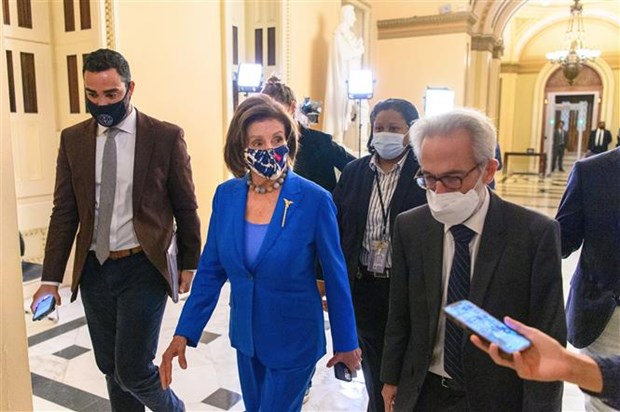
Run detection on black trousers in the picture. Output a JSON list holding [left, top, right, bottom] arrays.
[[551, 144, 564, 171], [352, 270, 390, 412], [80, 252, 184, 412], [414, 373, 468, 412]]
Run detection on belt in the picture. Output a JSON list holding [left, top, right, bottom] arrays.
[[427, 372, 465, 392], [107, 246, 143, 260], [356, 265, 390, 279]]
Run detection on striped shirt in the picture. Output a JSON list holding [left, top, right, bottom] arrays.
[[359, 152, 408, 268]]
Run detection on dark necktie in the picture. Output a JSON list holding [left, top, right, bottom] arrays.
[[444, 224, 476, 384], [95, 127, 119, 264]]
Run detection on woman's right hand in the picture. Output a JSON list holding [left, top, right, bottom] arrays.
[[159, 336, 188, 389]]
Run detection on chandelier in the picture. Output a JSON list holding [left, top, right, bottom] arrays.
[[545, 0, 601, 85]]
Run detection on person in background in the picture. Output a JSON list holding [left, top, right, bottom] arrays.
[[588, 121, 612, 155], [381, 108, 566, 412], [261, 75, 355, 402], [160, 95, 361, 412], [30, 48, 201, 411], [552, 120, 567, 172], [333, 98, 427, 412], [261, 75, 355, 193], [488, 143, 503, 189], [555, 146, 620, 411], [471, 317, 619, 410]]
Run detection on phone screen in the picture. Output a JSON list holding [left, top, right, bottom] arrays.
[[33, 295, 56, 321], [444, 300, 530, 353]]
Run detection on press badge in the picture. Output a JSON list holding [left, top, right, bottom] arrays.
[[368, 240, 389, 273]]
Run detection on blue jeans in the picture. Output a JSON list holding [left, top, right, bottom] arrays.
[[80, 252, 184, 412]]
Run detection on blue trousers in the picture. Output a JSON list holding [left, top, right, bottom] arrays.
[[80, 252, 184, 412], [237, 351, 315, 412]]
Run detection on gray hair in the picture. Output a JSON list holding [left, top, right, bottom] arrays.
[[410, 108, 497, 165]]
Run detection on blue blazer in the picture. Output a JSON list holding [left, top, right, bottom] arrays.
[[556, 148, 620, 348], [175, 171, 358, 368]]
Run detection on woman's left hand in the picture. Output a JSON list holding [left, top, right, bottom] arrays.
[[326, 348, 362, 376]]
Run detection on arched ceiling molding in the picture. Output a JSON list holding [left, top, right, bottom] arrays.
[[471, 0, 527, 38], [470, 0, 491, 34], [490, 1, 528, 39], [511, 11, 620, 63], [529, 58, 614, 154]]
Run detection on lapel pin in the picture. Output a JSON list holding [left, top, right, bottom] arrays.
[[282, 199, 294, 228]]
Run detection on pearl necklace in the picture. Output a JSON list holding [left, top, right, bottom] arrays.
[[247, 171, 287, 194]]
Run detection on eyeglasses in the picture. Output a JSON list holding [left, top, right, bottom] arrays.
[[415, 164, 482, 190]]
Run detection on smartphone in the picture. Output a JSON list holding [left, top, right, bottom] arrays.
[[33, 295, 56, 321], [334, 362, 352, 382], [444, 300, 531, 354]]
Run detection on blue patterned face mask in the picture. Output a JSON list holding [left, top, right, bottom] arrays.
[[244, 145, 289, 180]]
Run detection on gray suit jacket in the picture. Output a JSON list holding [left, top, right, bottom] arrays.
[[42, 110, 201, 301], [381, 191, 566, 411]]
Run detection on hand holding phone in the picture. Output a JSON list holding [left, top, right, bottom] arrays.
[[444, 300, 531, 354], [33, 295, 56, 321], [334, 362, 352, 382]]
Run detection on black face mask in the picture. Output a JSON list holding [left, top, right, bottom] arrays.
[[87, 89, 130, 127]]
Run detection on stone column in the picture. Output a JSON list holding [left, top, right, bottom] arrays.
[[487, 43, 504, 125], [1, 32, 34, 411], [466, 35, 495, 111]]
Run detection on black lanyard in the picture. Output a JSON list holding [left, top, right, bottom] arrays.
[[374, 170, 391, 238]]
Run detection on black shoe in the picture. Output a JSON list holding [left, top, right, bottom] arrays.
[[559, 169, 565, 172]]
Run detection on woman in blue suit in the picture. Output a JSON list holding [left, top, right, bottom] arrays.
[[160, 95, 361, 411]]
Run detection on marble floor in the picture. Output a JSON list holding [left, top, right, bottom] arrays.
[[25, 162, 590, 411]]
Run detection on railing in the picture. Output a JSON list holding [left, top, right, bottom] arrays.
[[503, 152, 547, 176]]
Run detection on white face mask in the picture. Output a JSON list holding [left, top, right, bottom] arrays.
[[426, 178, 485, 226], [372, 132, 407, 160]]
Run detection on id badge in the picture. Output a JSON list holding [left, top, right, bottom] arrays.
[[368, 240, 389, 273]]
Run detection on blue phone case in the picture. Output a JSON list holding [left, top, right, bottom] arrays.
[[33, 295, 56, 321], [444, 300, 531, 353]]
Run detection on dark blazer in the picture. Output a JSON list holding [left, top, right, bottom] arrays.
[[588, 128, 612, 154], [381, 191, 566, 411], [175, 172, 358, 369], [294, 125, 355, 192], [332, 149, 427, 283], [590, 355, 620, 409], [556, 148, 620, 348], [553, 128, 567, 147], [41, 110, 201, 301]]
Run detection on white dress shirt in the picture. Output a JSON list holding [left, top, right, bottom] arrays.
[[428, 187, 491, 379], [596, 129, 604, 146], [41, 109, 139, 287], [90, 107, 139, 252], [359, 152, 408, 268]]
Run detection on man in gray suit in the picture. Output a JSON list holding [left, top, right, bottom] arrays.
[[381, 108, 566, 411]]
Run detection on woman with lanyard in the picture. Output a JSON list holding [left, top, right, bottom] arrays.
[[333, 98, 427, 412]]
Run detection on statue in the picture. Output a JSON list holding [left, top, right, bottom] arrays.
[[324, 5, 365, 146]]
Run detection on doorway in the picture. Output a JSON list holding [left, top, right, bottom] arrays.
[[554, 94, 594, 153]]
